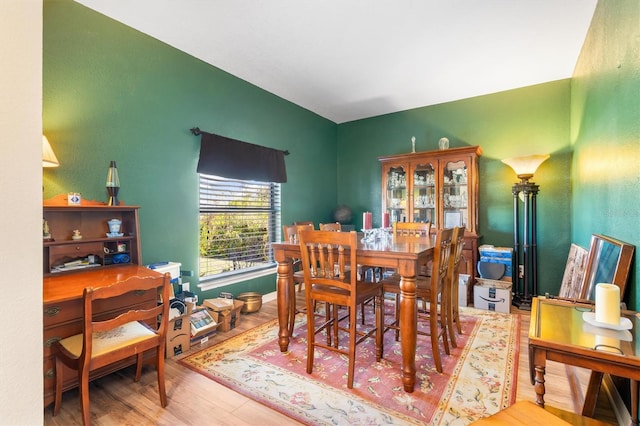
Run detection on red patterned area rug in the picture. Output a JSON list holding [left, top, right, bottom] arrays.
[[180, 304, 520, 425]]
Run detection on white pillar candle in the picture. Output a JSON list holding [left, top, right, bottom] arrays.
[[595, 283, 620, 325]]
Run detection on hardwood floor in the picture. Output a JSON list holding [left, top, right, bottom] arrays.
[[44, 296, 619, 425]]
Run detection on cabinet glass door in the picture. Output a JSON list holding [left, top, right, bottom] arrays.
[[442, 160, 469, 229], [385, 166, 408, 223], [412, 162, 436, 224]]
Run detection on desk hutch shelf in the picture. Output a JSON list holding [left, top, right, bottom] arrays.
[[43, 197, 141, 275], [42, 196, 155, 408]]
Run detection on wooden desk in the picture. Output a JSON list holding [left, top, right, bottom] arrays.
[[43, 265, 162, 407], [529, 297, 640, 423], [272, 235, 433, 392]]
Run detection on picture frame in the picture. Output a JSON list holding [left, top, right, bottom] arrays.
[[444, 211, 462, 228], [558, 243, 588, 299]]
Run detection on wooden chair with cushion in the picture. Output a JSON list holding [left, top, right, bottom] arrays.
[[52, 273, 171, 425], [298, 229, 383, 388], [380, 227, 453, 373]]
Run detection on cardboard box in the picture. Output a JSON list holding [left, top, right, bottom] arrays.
[[203, 298, 244, 332], [190, 327, 218, 346], [479, 245, 513, 259], [215, 300, 245, 332], [475, 277, 513, 290], [166, 315, 190, 358], [203, 297, 234, 311], [474, 278, 512, 314], [166, 299, 195, 358]]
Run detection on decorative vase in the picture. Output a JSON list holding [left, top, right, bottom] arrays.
[[438, 137, 449, 150], [107, 219, 122, 234]]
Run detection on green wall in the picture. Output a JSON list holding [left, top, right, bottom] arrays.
[[337, 81, 573, 296], [571, 0, 640, 308], [43, 0, 338, 299], [44, 0, 639, 306]]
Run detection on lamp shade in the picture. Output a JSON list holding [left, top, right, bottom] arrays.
[[502, 154, 549, 181], [42, 135, 60, 167]]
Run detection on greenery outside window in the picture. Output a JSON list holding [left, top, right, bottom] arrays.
[[199, 174, 281, 281]]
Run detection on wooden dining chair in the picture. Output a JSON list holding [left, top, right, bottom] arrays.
[[319, 222, 342, 231], [298, 229, 383, 388], [283, 223, 315, 291], [382, 222, 432, 277], [380, 221, 433, 334], [320, 221, 378, 324], [293, 220, 314, 227], [411, 226, 465, 350], [380, 227, 453, 373], [52, 273, 171, 425], [283, 224, 315, 335], [446, 226, 467, 347]]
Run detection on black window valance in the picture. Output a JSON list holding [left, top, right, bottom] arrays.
[[196, 131, 288, 183]]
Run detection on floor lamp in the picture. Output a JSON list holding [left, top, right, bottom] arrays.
[[502, 154, 549, 310]]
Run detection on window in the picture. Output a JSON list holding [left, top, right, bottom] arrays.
[[199, 174, 281, 280]]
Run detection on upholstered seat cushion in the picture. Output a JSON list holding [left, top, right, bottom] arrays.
[[59, 321, 157, 358]]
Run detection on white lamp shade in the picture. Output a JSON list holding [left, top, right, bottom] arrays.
[[502, 154, 549, 180], [42, 135, 60, 167]]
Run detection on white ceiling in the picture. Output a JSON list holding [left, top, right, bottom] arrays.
[[75, 0, 598, 124]]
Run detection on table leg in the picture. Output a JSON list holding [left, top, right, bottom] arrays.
[[631, 379, 638, 426], [277, 259, 292, 352], [529, 346, 535, 385], [399, 273, 417, 393], [534, 364, 546, 407], [582, 371, 603, 417], [287, 266, 296, 336]]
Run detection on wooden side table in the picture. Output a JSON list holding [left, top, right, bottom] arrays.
[[529, 297, 640, 424]]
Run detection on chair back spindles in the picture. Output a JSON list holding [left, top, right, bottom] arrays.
[[319, 222, 342, 232], [283, 223, 314, 244], [392, 221, 431, 238]]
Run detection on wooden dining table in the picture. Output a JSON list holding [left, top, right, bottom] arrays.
[[272, 234, 434, 392]]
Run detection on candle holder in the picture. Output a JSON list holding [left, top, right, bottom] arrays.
[[361, 227, 392, 244]]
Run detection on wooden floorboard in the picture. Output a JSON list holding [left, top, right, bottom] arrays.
[[43, 296, 620, 425]]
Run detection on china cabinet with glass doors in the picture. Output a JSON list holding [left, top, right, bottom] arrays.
[[379, 145, 482, 294]]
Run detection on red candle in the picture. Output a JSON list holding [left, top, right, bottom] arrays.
[[363, 212, 372, 229], [383, 212, 390, 228]]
